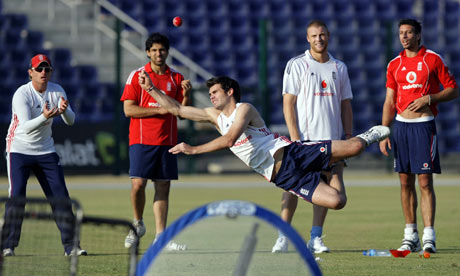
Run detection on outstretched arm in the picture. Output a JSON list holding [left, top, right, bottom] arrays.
[[138, 70, 216, 123], [169, 103, 257, 155]]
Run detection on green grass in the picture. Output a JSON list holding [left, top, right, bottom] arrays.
[[1, 176, 460, 275]]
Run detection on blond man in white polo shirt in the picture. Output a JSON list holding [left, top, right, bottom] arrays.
[[272, 20, 354, 254]]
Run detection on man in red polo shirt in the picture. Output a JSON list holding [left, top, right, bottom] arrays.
[[120, 33, 192, 250], [380, 19, 458, 254]]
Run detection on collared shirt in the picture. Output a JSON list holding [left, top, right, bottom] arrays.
[[282, 50, 353, 141], [386, 46, 457, 116], [120, 62, 184, 146]]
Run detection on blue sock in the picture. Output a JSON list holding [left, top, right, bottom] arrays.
[[310, 226, 323, 240]]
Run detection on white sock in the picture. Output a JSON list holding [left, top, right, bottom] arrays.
[[423, 227, 435, 241], [405, 224, 417, 232], [278, 231, 286, 239]]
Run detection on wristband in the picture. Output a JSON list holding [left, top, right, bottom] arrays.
[[147, 86, 154, 93]]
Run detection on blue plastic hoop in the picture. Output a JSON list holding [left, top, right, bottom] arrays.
[[136, 200, 322, 276]]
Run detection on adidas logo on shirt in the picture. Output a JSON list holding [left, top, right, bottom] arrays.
[[402, 67, 407, 71]]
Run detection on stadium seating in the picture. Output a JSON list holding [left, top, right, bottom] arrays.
[[0, 9, 102, 124], [2, 0, 460, 152]]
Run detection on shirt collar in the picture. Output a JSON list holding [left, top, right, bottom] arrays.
[[305, 50, 333, 63], [145, 62, 170, 76], [400, 46, 427, 57]]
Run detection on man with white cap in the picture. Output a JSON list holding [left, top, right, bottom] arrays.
[[2, 54, 86, 257]]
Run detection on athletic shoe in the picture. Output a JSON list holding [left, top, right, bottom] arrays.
[[356, 126, 391, 146], [124, 220, 146, 248], [307, 236, 330, 254], [2, 248, 14, 257], [271, 236, 288, 253], [398, 228, 421, 252], [65, 247, 87, 256], [164, 240, 187, 251], [423, 240, 437, 253]]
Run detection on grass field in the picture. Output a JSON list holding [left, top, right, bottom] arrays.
[[0, 172, 459, 275]]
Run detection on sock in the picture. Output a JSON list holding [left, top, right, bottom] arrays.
[[423, 226, 435, 241], [310, 226, 323, 240], [278, 230, 285, 239], [405, 224, 417, 232]]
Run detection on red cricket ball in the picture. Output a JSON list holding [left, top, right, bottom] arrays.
[[173, 16, 182, 27]]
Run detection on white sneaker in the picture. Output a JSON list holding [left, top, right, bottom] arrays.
[[398, 228, 421, 252], [356, 125, 391, 146], [65, 247, 88, 256], [422, 230, 436, 253], [307, 236, 330, 253], [271, 236, 288, 253], [164, 240, 187, 251], [124, 220, 146, 248], [422, 240, 436, 253], [2, 248, 14, 257]]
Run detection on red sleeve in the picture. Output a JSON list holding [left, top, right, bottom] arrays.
[[386, 59, 398, 91], [174, 73, 185, 103], [120, 70, 141, 102], [435, 56, 458, 89]]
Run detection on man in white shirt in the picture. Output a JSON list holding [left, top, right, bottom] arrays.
[[3, 54, 86, 257], [272, 20, 353, 254]]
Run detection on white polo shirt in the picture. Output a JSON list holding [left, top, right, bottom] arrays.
[[6, 81, 75, 155], [282, 50, 353, 141]]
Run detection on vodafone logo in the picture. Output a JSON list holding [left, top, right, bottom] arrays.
[[320, 147, 326, 153], [406, 71, 417, 83], [402, 71, 423, 90], [421, 162, 430, 170], [321, 80, 327, 89]]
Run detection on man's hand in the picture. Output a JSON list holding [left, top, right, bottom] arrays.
[[43, 101, 60, 119], [58, 96, 68, 113], [169, 142, 195, 155], [138, 70, 154, 91], [379, 137, 392, 156], [407, 95, 430, 112], [181, 80, 192, 97]]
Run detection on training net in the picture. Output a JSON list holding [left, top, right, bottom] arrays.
[[78, 216, 138, 276], [0, 197, 82, 276], [137, 200, 321, 276]]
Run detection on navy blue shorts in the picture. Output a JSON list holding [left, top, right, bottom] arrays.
[[393, 120, 441, 174], [273, 141, 331, 202], [129, 144, 178, 181]]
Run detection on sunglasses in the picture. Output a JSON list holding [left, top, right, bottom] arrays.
[[34, 67, 52, 73]]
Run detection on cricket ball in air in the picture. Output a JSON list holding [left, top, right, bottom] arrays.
[[173, 16, 182, 27]]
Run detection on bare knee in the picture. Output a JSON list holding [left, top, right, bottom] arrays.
[[331, 194, 347, 210], [131, 178, 147, 193]]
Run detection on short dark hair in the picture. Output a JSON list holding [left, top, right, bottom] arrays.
[[206, 76, 241, 103], [145, 32, 170, 51], [399, 18, 422, 34], [399, 18, 422, 45], [307, 20, 329, 34]]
